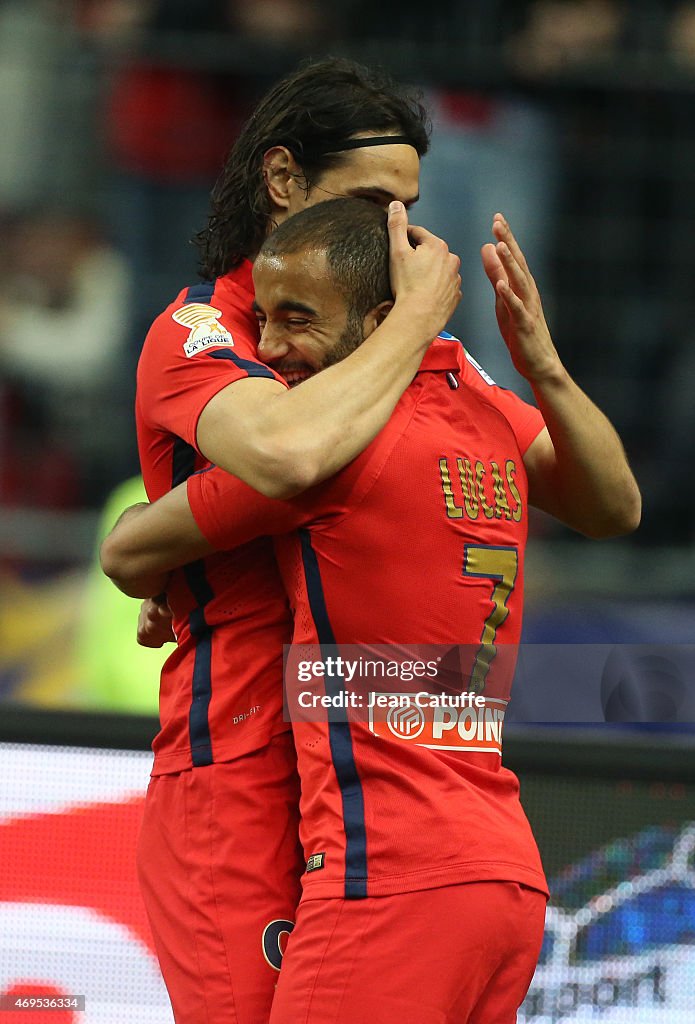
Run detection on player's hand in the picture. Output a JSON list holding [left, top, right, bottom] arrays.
[[137, 595, 175, 648], [388, 201, 462, 339], [481, 214, 563, 383]]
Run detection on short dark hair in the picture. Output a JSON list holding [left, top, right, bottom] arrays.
[[257, 198, 392, 319], [196, 57, 429, 280]]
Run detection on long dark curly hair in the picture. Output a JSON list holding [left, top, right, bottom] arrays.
[[194, 57, 430, 280]]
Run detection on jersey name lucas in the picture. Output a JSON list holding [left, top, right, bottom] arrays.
[[438, 456, 523, 523]]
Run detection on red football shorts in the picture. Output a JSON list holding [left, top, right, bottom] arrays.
[[269, 880, 547, 1024], [137, 732, 303, 1024]]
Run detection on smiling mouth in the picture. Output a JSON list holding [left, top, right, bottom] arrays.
[[280, 368, 317, 388]]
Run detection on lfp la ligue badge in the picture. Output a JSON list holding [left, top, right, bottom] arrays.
[[172, 304, 235, 357]]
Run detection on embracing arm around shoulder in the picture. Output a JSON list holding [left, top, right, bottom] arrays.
[[100, 489, 213, 598], [481, 215, 641, 538], [196, 204, 461, 500], [99, 465, 309, 598]]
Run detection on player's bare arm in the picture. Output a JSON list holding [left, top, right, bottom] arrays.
[[100, 489, 212, 599], [481, 214, 641, 538], [196, 203, 461, 500], [101, 491, 211, 648], [101, 452, 312, 601]]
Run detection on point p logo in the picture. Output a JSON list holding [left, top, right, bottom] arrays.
[[387, 702, 426, 739]]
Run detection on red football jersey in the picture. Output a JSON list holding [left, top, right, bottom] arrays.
[[188, 338, 549, 899], [136, 262, 293, 775]]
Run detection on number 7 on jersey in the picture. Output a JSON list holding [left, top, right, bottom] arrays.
[[463, 544, 519, 692]]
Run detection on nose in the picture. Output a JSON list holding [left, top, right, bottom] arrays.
[[257, 323, 290, 362]]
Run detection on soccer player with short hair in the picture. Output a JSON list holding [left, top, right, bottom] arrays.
[[128, 57, 460, 1024], [104, 198, 640, 1022]]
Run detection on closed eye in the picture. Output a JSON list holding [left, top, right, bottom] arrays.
[[347, 187, 419, 210]]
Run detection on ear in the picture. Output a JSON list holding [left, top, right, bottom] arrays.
[[263, 146, 306, 215], [363, 300, 394, 338]]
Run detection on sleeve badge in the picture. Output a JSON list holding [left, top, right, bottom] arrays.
[[172, 304, 235, 357]]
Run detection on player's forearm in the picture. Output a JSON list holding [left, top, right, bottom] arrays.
[[100, 491, 213, 597], [481, 213, 640, 537], [530, 367, 641, 538], [255, 302, 434, 495], [198, 207, 460, 499], [201, 301, 445, 500], [100, 500, 173, 598]]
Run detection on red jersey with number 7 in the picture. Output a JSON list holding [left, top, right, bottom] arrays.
[[188, 336, 549, 899]]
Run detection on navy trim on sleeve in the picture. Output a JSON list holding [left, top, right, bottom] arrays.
[[172, 437, 197, 488], [208, 348, 277, 380], [300, 529, 368, 899], [184, 281, 215, 304]]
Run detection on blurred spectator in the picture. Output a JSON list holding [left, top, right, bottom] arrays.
[[231, 0, 325, 44], [416, 91, 558, 392], [75, 0, 154, 37], [74, 476, 166, 713], [338, 4, 559, 394], [0, 476, 166, 711], [0, 0, 63, 207], [0, 209, 133, 507], [642, 331, 695, 544], [340, 3, 559, 392], [91, 0, 330, 344], [94, 1, 243, 337], [668, 3, 695, 65], [0, 563, 84, 706], [508, 1, 626, 77]]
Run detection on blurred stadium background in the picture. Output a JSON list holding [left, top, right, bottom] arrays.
[[0, 1, 694, 1021]]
